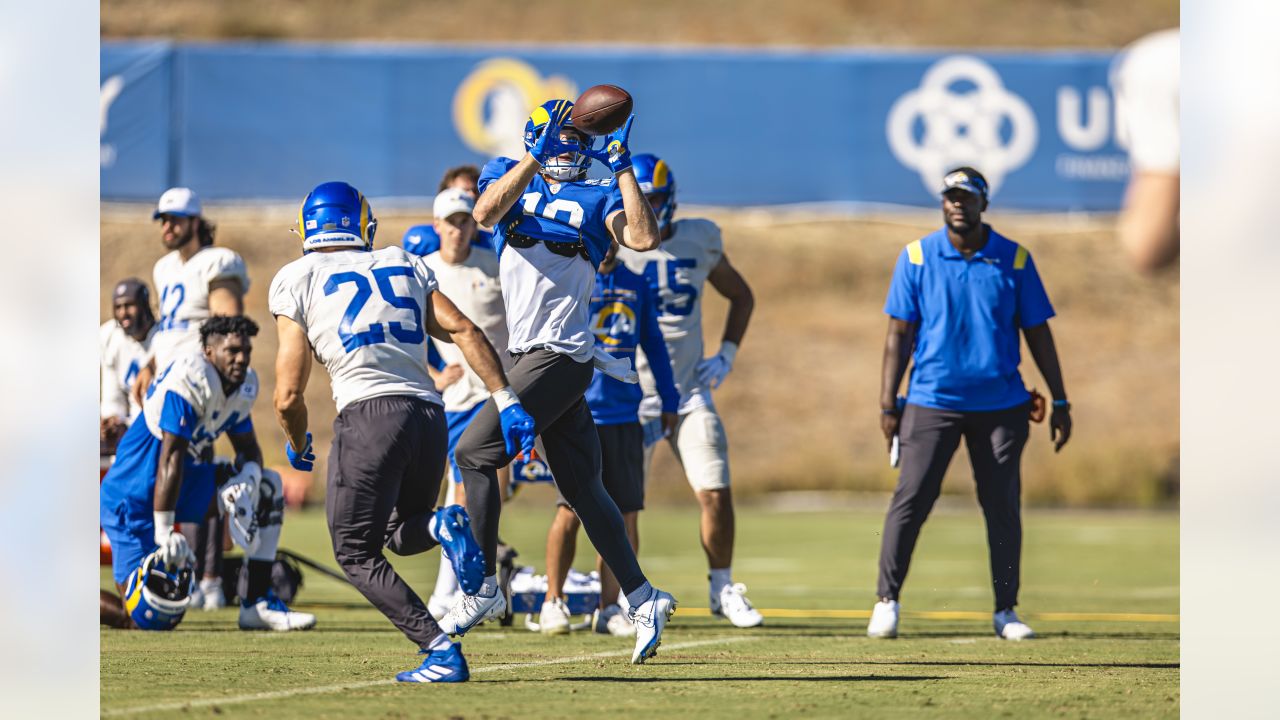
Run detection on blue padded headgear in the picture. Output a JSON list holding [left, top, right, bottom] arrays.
[[123, 551, 194, 631], [298, 181, 377, 253], [632, 153, 677, 231], [524, 100, 592, 182]]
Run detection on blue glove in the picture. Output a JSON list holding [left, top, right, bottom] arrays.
[[530, 102, 581, 166], [498, 404, 537, 458], [583, 114, 634, 174], [286, 432, 316, 472]]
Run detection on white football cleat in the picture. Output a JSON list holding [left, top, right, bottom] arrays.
[[427, 593, 457, 622], [538, 597, 572, 635], [593, 603, 635, 637], [994, 608, 1034, 640], [438, 591, 506, 637], [238, 593, 317, 631], [711, 583, 764, 628], [199, 577, 226, 611], [867, 599, 899, 638], [629, 588, 677, 664]]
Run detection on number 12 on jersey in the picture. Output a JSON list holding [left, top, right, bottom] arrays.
[[324, 266, 424, 352]]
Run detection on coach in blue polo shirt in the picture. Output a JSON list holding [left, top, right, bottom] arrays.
[[867, 167, 1072, 642]]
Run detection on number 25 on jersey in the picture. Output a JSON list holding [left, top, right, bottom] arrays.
[[324, 266, 424, 352]]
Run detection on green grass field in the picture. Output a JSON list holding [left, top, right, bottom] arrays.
[[101, 495, 1179, 718]]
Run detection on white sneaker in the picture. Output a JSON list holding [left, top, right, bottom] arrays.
[[593, 603, 635, 637], [199, 577, 226, 611], [711, 583, 764, 628], [867, 599, 899, 638], [238, 593, 317, 631], [994, 608, 1034, 640], [427, 593, 457, 622], [438, 591, 506, 637], [538, 597, 572, 635], [629, 589, 677, 664]]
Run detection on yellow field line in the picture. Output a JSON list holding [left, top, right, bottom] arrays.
[[679, 607, 1179, 623]]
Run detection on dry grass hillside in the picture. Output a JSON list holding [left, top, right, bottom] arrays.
[[101, 206, 1178, 507]]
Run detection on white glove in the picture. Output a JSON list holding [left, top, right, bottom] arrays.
[[219, 461, 262, 554], [696, 341, 738, 389], [592, 346, 638, 384], [154, 513, 195, 570]]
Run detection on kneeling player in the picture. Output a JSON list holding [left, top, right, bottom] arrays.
[[100, 316, 315, 631], [540, 240, 679, 636]]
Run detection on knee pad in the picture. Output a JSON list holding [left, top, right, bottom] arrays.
[[247, 469, 284, 561]]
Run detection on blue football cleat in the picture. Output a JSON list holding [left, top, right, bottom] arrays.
[[434, 505, 485, 596], [395, 643, 470, 683]]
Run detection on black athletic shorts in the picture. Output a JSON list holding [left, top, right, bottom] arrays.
[[557, 421, 644, 513]]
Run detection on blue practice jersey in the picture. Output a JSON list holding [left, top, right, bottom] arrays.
[[478, 157, 623, 268], [402, 224, 493, 257], [585, 263, 680, 425]]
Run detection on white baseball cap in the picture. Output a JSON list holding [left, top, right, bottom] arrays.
[[153, 187, 202, 219], [432, 188, 476, 220]]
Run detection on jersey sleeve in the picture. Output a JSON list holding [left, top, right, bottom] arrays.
[[1015, 252, 1056, 328], [603, 180, 624, 218], [267, 266, 307, 329], [884, 246, 922, 322], [477, 157, 520, 196], [411, 254, 440, 296], [158, 390, 199, 440], [200, 247, 251, 293]]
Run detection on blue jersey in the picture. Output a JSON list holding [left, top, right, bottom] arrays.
[[402, 224, 493, 257], [478, 157, 623, 268], [585, 264, 680, 425]]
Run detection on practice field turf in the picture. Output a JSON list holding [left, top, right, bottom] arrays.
[[101, 497, 1179, 718]]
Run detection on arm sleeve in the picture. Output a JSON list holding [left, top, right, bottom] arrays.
[[883, 248, 921, 322], [1016, 253, 1057, 328], [640, 286, 681, 414], [267, 269, 306, 329], [158, 390, 199, 440]]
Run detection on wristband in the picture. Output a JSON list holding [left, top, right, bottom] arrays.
[[492, 386, 520, 411], [718, 341, 739, 365], [1052, 399, 1071, 409], [154, 511, 175, 546]]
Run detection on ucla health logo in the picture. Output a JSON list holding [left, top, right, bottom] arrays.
[[453, 58, 577, 159], [590, 302, 636, 346], [887, 56, 1037, 197]]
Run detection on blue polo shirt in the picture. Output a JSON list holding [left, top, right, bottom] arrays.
[[884, 225, 1055, 412]]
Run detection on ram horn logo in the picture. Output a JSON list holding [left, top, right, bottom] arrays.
[[886, 55, 1037, 197], [453, 58, 577, 159]]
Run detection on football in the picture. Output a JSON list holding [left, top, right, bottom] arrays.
[[570, 84, 633, 136]]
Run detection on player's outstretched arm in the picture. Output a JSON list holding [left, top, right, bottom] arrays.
[[272, 315, 313, 458], [1023, 322, 1072, 452], [425, 291, 509, 393], [879, 318, 916, 449], [473, 155, 543, 228], [608, 169, 660, 252]]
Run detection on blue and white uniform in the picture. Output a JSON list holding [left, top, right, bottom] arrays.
[[100, 353, 258, 583], [100, 319, 156, 425], [151, 247, 250, 370], [479, 156, 623, 362]]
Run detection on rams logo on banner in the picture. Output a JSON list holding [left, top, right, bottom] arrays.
[[453, 58, 577, 159], [590, 302, 636, 347]]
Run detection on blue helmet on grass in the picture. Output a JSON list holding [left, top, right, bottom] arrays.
[[123, 550, 194, 631], [524, 100, 593, 182], [632, 154, 677, 231], [297, 181, 377, 253]]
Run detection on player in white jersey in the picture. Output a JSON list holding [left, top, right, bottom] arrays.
[[420, 188, 514, 619], [270, 181, 537, 683], [100, 278, 156, 452], [100, 316, 315, 631], [618, 153, 763, 628], [131, 187, 250, 403]]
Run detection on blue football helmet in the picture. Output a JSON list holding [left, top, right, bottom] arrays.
[[123, 550, 194, 631], [524, 100, 593, 182], [297, 181, 377, 253], [632, 154, 677, 231]]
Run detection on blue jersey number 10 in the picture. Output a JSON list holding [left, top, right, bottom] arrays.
[[324, 266, 425, 352]]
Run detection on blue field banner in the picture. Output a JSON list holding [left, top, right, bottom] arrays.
[[101, 43, 1132, 211]]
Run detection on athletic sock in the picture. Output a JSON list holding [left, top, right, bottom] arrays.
[[709, 567, 732, 597], [625, 581, 654, 610], [427, 634, 453, 652], [245, 559, 273, 603], [432, 550, 459, 600], [478, 574, 499, 598]]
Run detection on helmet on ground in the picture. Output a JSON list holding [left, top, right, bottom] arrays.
[[632, 153, 677, 231], [297, 181, 377, 253], [123, 550, 194, 631]]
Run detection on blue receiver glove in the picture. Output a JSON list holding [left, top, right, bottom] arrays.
[[286, 431, 316, 472], [530, 101, 582, 166], [498, 404, 537, 458], [583, 114, 634, 174]]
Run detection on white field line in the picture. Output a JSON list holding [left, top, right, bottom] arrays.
[[101, 635, 758, 717]]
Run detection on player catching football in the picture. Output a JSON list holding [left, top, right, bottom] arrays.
[[618, 153, 763, 628], [448, 94, 677, 664]]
